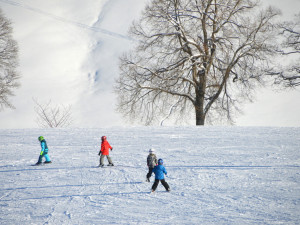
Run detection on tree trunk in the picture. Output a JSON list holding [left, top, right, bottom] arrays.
[[195, 107, 205, 125], [195, 85, 205, 126], [195, 67, 206, 126]]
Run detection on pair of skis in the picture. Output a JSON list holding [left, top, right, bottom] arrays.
[[31, 161, 52, 166], [98, 164, 114, 168], [149, 189, 171, 194]]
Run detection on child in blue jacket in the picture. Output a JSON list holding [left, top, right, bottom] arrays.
[[35, 136, 52, 165], [151, 158, 170, 192]]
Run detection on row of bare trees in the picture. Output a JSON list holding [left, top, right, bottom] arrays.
[[1, 1, 299, 126], [115, 0, 300, 125]]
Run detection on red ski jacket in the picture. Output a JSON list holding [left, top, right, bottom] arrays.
[[100, 140, 112, 155]]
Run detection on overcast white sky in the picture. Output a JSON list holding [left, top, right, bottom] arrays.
[[0, 0, 299, 128]]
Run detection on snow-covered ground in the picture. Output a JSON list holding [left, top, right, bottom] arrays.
[[0, 126, 299, 224]]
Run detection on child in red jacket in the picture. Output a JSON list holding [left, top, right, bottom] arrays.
[[98, 136, 114, 167]]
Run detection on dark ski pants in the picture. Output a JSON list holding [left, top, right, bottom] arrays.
[[146, 167, 154, 179], [152, 179, 170, 191]]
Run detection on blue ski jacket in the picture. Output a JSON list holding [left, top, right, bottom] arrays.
[[152, 164, 167, 180]]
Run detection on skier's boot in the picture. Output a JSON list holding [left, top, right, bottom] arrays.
[[107, 163, 114, 166], [44, 161, 52, 164]]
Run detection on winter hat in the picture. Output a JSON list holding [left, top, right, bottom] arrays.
[[38, 136, 44, 141], [158, 158, 163, 165], [149, 148, 155, 154]]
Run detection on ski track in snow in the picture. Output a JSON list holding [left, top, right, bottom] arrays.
[[0, 127, 300, 224]]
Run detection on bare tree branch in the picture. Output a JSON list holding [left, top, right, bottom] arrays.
[[0, 8, 20, 110], [33, 98, 73, 128], [267, 13, 300, 87]]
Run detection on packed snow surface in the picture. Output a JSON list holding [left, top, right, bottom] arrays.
[[0, 127, 299, 224]]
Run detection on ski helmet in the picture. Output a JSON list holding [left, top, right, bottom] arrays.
[[149, 148, 155, 154], [158, 158, 163, 165], [101, 136, 107, 141], [38, 136, 44, 141]]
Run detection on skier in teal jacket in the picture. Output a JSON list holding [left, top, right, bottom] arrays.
[[35, 136, 52, 165]]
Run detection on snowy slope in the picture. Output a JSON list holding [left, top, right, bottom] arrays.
[[0, 127, 299, 224], [0, 0, 147, 128], [1, 0, 300, 128]]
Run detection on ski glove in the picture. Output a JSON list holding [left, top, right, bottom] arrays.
[[40, 151, 44, 156]]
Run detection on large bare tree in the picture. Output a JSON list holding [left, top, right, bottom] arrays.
[[115, 0, 280, 125], [0, 8, 20, 110]]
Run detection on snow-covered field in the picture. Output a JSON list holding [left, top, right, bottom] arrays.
[[0, 127, 299, 224]]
